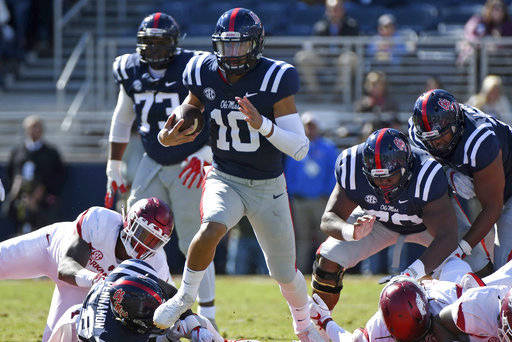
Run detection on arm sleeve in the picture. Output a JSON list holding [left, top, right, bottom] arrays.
[[109, 85, 135, 143], [267, 113, 309, 161]]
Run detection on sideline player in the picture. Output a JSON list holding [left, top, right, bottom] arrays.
[[313, 128, 472, 312], [154, 7, 322, 342], [105, 12, 216, 324], [0, 197, 173, 342], [409, 89, 512, 270], [48, 259, 221, 342]]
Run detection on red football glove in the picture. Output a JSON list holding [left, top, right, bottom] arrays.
[[179, 155, 208, 189], [105, 160, 126, 208]]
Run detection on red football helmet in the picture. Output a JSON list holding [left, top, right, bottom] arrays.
[[121, 197, 174, 260], [499, 289, 512, 342], [379, 276, 431, 342]]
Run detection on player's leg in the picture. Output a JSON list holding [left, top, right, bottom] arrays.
[[166, 165, 217, 325], [43, 283, 89, 342], [245, 175, 321, 341], [313, 210, 398, 310], [154, 169, 244, 328], [126, 154, 165, 209], [0, 225, 54, 279], [493, 197, 512, 269], [46, 304, 81, 342]]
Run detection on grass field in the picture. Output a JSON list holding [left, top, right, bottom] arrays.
[[0, 274, 384, 342]]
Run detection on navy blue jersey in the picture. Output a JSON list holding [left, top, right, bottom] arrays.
[[336, 145, 448, 234], [183, 54, 299, 179], [113, 50, 210, 165], [77, 259, 160, 342], [409, 104, 512, 200]]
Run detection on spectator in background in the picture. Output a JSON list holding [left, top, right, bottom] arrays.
[[366, 13, 413, 69], [294, 0, 359, 97], [226, 217, 268, 275], [285, 112, 338, 273], [3, 115, 66, 235], [458, 0, 512, 66], [466, 74, 512, 124]]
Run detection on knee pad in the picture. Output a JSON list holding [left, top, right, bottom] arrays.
[[311, 256, 344, 294]]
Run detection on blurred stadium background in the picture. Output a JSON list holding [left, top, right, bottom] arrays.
[[0, 0, 508, 256]]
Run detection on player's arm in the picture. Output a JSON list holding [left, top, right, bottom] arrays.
[[320, 184, 375, 241], [57, 233, 99, 287], [237, 94, 310, 161], [105, 85, 135, 207], [462, 151, 504, 249], [432, 304, 467, 342], [158, 92, 204, 147], [416, 192, 459, 276]]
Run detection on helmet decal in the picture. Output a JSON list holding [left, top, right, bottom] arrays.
[[421, 90, 433, 132], [394, 137, 406, 151]]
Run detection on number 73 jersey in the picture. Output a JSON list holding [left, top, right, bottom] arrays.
[[183, 54, 299, 180], [336, 144, 449, 234]]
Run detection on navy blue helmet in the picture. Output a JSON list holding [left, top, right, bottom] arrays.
[[137, 12, 180, 69], [411, 89, 464, 158], [212, 8, 264, 76]]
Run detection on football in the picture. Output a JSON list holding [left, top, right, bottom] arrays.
[[172, 104, 204, 135]]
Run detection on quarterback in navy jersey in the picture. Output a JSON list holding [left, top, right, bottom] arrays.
[[105, 12, 217, 325], [156, 8, 322, 342], [313, 128, 466, 313], [409, 89, 512, 270]]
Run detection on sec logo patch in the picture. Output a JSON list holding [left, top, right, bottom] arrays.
[[90, 249, 103, 260], [365, 195, 378, 204]]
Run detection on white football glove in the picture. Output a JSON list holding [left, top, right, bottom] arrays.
[[0, 178, 5, 201], [190, 326, 214, 342], [105, 159, 126, 208], [309, 294, 332, 329], [445, 167, 475, 199]]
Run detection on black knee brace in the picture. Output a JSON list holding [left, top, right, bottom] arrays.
[[311, 256, 344, 294]]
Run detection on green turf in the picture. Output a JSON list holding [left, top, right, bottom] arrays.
[[0, 274, 384, 342]]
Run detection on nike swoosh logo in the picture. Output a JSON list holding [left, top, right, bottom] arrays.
[[273, 193, 285, 199], [245, 92, 258, 97], [398, 199, 408, 204], [165, 81, 177, 87]]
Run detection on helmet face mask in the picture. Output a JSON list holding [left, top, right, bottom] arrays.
[[212, 8, 264, 76], [137, 13, 180, 70], [363, 128, 413, 203], [412, 89, 464, 158], [121, 197, 174, 260]]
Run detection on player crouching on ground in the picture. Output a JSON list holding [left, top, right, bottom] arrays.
[[0, 197, 174, 342], [48, 259, 222, 342]]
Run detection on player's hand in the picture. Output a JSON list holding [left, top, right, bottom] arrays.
[[309, 294, 332, 329], [179, 154, 209, 189], [105, 159, 126, 208], [190, 327, 214, 342], [158, 113, 198, 147], [445, 167, 475, 199], [353, 215, 376, 240], [236, 96, 263, 130], [0, 178, 5, 201]]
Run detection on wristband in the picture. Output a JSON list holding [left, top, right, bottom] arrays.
[[184, 314, 201, 334], [75, 269, 98, 287], [405, 259, 426, 280], [258, 116, 273, 136], [106, 159, 123, 175], [341, 223, 355, 241], [459, 239, 472, 256], [322, 317, 333, 330]]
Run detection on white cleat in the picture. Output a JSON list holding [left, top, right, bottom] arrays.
[[153, 291, 195, 329], [297, 323, 325, 342]]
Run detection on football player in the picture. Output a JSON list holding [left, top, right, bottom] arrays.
[[309, 275, 509, 342], [105, 12, 217, 326], [409, 89, 512, 270], [0, 197, 173, 342], [48, 259, 221, 342], [312, 128, 472, 315], [155, 7, 321, 342]]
